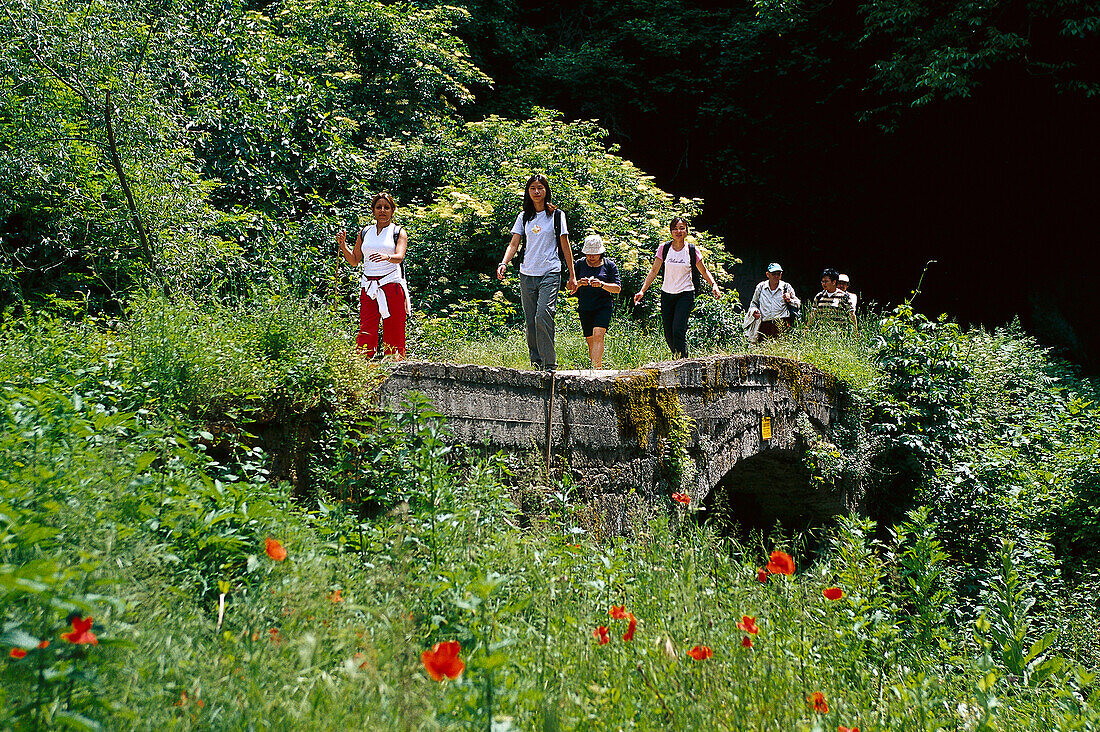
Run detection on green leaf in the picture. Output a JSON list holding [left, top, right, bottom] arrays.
[[53, 710, 103, 731]]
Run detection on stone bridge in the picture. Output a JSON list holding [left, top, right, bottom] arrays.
[[376, 355, 856, 535]]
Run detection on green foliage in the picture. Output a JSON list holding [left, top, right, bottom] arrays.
[[886, 507, 952, 663], [401, 110, 738, 316], [1, 0, 232, 306], [978, 540, 1066, 687], [0, 290, 376, 423], [2, 318, 1100, 727], [0, 0, 493, 313], [858, 0, 1100, 114], [872, 302, 977, 471]]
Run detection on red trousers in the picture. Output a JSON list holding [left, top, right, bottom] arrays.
[[357, 284, 406, 357]]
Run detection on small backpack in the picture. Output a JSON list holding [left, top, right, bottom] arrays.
[[660, 240, 702, 293], [361, 224, 406, 280]]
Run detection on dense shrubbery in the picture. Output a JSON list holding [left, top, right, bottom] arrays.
[[396, 111, 738, 319], [4, 0, 1100, 725], [0, 291, 378, 427], [3, 340, 1099, 727]]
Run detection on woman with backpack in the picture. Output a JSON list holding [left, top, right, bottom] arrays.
[[496, 174, 579, 371], [632, 216, 722, 359], [336, 192, 411, 358]]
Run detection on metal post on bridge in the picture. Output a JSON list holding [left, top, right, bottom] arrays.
[[545, 372, 555, 474]]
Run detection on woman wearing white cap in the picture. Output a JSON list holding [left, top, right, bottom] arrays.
[[573, 234, 621, 368]]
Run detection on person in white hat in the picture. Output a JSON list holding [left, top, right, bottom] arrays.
[[747, 262, 800, 341], [837, 273, 857, 311], [573, 234, 621, 368]]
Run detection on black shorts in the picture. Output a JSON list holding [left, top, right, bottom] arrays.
[[579, 305, 613, 337]]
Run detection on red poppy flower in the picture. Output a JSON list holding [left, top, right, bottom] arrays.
[[823, 587, 844, 601], [741, 636, 753, 648], [60, 617, 98, 645], [329, 589, 343, 603], [37, 640, 49, 649], [687, 645, 712, 660], [265, 537, 287, 561], [756, 568, 768, 583], [736, 615, 759, 635], [9, 648, 26, 659], [593, 626, 610, 645], [609, 605, 628, 620], [421, 641, 464, 681], [175, 691, 204, 708], [622, 613, 637, 642], [838, 726, 860, 732], [766, 550, 795, 575], [808, 691, 829, 713], [672, 492, 690, 505]]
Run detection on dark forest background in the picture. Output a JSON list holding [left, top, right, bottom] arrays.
[[3, 0, 1098, 367], [448, 0, 1100, 369]]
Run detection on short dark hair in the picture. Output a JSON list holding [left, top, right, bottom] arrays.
[[821, 268, 839, 283], [669, 216, 689, 231]]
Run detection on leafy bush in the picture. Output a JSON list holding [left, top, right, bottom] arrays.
[[400, 110, 739, 318]]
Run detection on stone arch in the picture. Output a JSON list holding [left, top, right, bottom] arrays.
[[701, 448, 845, 538]]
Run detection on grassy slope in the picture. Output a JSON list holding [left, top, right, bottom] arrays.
[[2, 298, 1099, 729]]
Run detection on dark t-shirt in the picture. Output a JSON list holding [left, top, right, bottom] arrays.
[[574, 256, 621, 311]]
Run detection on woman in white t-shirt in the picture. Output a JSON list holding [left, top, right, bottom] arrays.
[[633, 217, 721, 358], [336, 192, 411, 358], [495, 174, 578, 371]]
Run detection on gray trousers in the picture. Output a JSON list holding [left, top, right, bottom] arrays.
[[520, 271, 560, 369]]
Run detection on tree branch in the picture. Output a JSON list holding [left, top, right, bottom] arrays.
[[4, 8, 94, 106], [103, 89, 156, 279]]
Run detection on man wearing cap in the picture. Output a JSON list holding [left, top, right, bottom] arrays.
[[574, 235, 622, 368], [747, 263, 801, 341], [837, 274, 857, 311]]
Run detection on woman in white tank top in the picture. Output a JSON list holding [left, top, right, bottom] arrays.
[[336, 193, 411, 358]]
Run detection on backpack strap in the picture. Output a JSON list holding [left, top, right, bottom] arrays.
[[362, 225, 406, 279], [661, 241, 702, 291]]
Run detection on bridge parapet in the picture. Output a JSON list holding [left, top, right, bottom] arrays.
[[376, 355, 847, 535]]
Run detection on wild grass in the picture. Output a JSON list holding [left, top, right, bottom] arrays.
[[4, 296, 1100, 729], [3, 381, 1098, 730], [0, 290, 380, 422], [410, 294, 882, 390]]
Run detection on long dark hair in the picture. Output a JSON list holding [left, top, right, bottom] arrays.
[[522, 174, 553, 225]]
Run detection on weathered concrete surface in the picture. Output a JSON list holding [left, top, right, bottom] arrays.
[[375, 355, 851, 535]]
